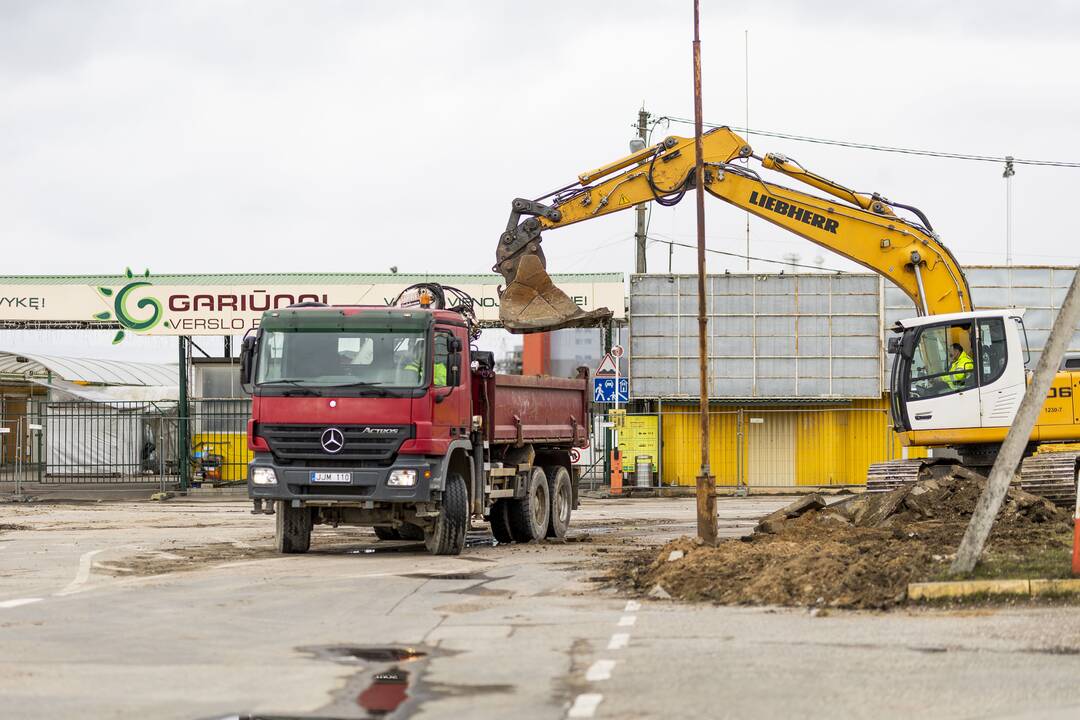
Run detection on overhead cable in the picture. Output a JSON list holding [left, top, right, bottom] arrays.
[[657, 116, 1080, 168], [647, 236, 851, 274]]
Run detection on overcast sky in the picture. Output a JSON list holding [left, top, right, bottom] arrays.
[[2, 1, 1079, 359]]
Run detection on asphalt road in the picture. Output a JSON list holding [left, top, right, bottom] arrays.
[[2, 496, 1079, 720]]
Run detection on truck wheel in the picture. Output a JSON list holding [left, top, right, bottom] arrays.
[[545, 465, 572, 539], [399, 523, 426, 541], [508, 467, 550, 543], [425, 473, 468, 555], [374, 526, 401, 541], [275, 501, 312, 554], [488, 500, 514, 544]]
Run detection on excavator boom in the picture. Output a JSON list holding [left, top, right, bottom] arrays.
[[496, 127, 971, 333]]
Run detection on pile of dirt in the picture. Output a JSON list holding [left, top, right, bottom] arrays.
[[614, 469, 1073, 609]]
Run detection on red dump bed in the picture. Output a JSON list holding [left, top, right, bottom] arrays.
[[474, 373, 589, 448]]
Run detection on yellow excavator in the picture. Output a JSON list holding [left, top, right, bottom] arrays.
[[495, 126, 1080, 501]]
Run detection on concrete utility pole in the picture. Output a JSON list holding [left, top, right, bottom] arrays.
[[635, 107, 650, 274], [692, 0, 717, 545], [952, 264, 1080, 573], [1003, 157, 1015, 266]]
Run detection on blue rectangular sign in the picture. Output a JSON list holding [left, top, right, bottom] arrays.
[[593, 377, 628, 403]]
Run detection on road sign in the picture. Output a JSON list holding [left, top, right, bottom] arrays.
[[611, 344, 624, 358], [569, 448, 581, 464], [595, 353, 618, 376], [593, 376, 628, 403]]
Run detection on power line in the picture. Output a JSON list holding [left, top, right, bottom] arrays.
[[648, 235, 850, 273], [657, 116, 1080, 168]]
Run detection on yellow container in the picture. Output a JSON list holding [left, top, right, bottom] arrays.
[[192, 432, 252, 483], [658, 397, 924, 488]]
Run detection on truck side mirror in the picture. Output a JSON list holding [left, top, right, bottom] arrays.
[[448, 350, 462, 387], [887, 336, 900, 355], [240, 336, 257, 393]]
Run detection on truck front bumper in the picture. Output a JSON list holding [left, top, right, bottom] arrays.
[[247, 453, 441, 505]]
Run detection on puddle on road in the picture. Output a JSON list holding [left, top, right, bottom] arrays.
[[403, 571, 487, 581], [302, 645, 428, 664], [465, 532, 495, 548], [215, 646, 428, 720], [357, 666, 411, 716], [342, 544, 419, 555]]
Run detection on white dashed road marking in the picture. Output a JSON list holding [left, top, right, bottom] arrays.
[[568, 602, 642, 717], [0, 597, 42, 609], [585, 660, 616, 681], [56, 549, 106, 597], [567, 693, 604, 718], [607, 633, 630, 650]]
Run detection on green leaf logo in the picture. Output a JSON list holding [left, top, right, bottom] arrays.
[[94, 269, 162, 343]]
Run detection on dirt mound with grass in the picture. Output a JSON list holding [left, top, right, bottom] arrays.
[[614, 469, 1073, 609]]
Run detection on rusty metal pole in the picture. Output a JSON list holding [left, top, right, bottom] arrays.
[[692, 0, 717, 545]]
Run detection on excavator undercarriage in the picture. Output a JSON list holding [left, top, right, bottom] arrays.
[[866, 449, 1080, 507]]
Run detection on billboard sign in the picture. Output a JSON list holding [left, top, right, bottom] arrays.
[[0, 270, 625, 341]]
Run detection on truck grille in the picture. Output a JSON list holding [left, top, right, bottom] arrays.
[[261, 424, 412, 465]]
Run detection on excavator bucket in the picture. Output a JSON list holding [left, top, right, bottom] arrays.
[[499, 253, 613, 333]]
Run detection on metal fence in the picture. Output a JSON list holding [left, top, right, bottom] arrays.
[[580, 404, 916, 490], [0, 397, 252, 492], [3, 393, 912, 493]]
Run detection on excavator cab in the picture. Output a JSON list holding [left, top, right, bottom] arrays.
[[888, 310, 1028, 436]]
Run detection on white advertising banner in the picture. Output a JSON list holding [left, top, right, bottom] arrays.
[[0, 273, 625, 338]]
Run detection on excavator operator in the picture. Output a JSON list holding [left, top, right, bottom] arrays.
[[946, 343, 975, 389]]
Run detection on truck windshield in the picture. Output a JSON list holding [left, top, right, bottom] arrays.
[[255, 329, 427, 388]]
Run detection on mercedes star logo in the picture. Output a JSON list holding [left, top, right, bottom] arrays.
[[320, 427, 345, 454]]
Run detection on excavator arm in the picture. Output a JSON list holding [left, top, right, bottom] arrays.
[[496, 126, 971, 333]]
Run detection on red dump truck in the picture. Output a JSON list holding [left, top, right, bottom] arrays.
[[240, 286, 589, 556]]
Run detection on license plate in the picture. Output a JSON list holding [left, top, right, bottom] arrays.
[[310, 472, 352, 484]]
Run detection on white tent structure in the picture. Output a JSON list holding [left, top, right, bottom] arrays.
[[0, 351, 178, 396], [0, 351, 178, 478]]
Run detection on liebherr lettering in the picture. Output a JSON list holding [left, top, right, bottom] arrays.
[[749, 191, 839, 234]]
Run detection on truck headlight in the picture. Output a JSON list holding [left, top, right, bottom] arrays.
[[251, 467, 277, 485], [387, 469, 417, 487]]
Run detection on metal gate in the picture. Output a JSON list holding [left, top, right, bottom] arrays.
[[1, 397, 252, 493]]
